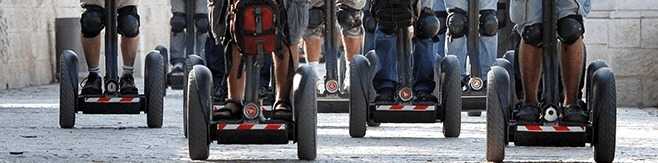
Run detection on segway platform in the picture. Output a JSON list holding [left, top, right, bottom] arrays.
[[371, 102, 437, 123], [77, 95, 144, 114]]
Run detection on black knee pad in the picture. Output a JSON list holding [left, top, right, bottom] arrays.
[[80, 5, 105, 38], [558, 15, 584, 45], [337, 5, 362, 30], [117, 6, 140, 38], [434, 11, 448, 35], [447, 8, 468, 38], [195, 14, 209, 34], [522, 23, 543, 47], [479, 9, 498, 37], [414, 8, 440, 39], [308, 7, 325, 29], [170, 13, 186, 33]]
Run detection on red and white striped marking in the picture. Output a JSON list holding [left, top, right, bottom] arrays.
[[85, 96, 140, 103], [517, 124, 585, 133], [218, 123, 286, 131], [376, 104, 435, 111]]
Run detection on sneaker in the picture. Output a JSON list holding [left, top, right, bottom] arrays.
[[415, 91, 437, 103], [375, 88, 395, 103], [81, 72, 103, 95], [515, 104, 540, 123], [562, 104, 588, 124], [119, 73, 139, 95]]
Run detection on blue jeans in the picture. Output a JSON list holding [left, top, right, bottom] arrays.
[[373, 28, 436, 93], [444, 0, 498, 79]]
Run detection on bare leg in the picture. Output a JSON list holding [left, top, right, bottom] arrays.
[[343, 35, 362, 62], [560, 38, 584, 105], [304, 36, 323, 63], [120, 36, 139, 67], [82, 36, 101, 67], [519, 40, 542, 105], [274, 44, 299, 108], [227, 46, 245, 102]]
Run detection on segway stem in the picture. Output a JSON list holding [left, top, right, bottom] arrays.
[[396, 27, 413, 98], [467, 0, 482, 78], [104, 0, 119, 94], [323, 0, 338, 92], [541, 0, 560, 106]]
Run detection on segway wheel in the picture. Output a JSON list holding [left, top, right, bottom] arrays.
[[349, 55, 370, 138], [155, 45, 169, 96], [467, 111, 482, 117], [586, 60, 608, 105], [592, 67, 616, 163], [294, 65, 318, 160], [59, 50, 79, 128], [486, 66, 511, 162], [184, 55, 206, 137], [145, 51, 165, 128], [440, 55, 462, 138], [187, 65, 212, 160]]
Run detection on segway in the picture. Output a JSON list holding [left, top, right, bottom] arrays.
[[185, 2, 318, 160], [349, 13, 463, 138], [316, 0, 350, 113], [486, 1, 616, 162], [59, 0, 165, 128], [175, 0, 206, 138]]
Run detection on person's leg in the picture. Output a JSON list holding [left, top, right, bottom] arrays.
[[557, 0, 588, 123], [373, 28, 398, 101], [477, 0, 498, 79], [445, 1, 469, 82], [432, 0, 447, 57], [80, 3, 105, 95], [117, 5, 141, 95], [305, 6, 326, 75], [170, 0, 186, 68], [413, 38, 437, 102], [337, 1, 365, 90], [195, 0, 210, 57]]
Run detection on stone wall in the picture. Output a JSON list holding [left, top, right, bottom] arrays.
[[0, 0, 170, 89], [585, 0, 658, 107]]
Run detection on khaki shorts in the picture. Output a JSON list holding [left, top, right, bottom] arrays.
[[81, 0, 139, 8], [171, 0, 208, 14]]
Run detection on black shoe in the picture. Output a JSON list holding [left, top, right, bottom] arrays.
[[119, 73, 139, 95], [212, 80, 227, 104], [170, 63, 184, 75], [81, 72, 103, 95], [375, 88, 395, 103], [415, 91, 437, 103], [213, 100, 241, 119], [271, 100, 293, 121], [562, 104, 588, 125], [515, 104, 540, 123]]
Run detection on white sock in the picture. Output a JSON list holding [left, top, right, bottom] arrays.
[[122, 65, 134, 75], [88, 66, 100, 74]]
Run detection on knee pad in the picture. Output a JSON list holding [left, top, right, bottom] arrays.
[[170, 13, 186, 33], [447, 8, 468, 38], [337, 5, 363, 30], [195, 14, 209, 34], [414, 8, 440, 39], [117, 6, 140, 37], [434, 11, 448, 35], [363, 11, 376, 33], [479, 10, 498, 37], [558, 15, 584, 45], [80, 5, 105, 38], [522, 23, 543, 47], [307, 7, 325, 30]]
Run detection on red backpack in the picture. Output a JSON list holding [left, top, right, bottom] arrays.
[[230, 0, 279, 56]]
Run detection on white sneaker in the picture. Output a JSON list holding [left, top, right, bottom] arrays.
[[342, 66, 350, 91]]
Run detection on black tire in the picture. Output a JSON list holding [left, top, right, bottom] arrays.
[[592, 67, 616, 163], [294, 65, 318, 160], [440, 55, 462, 138], [59, 50, 79, 128], [586, 60, 608, 107], [145, 51, 165, 128], [486, 66, 511, 162], [155, 45, 169, 96], [184, 55, 206, 137], [349, 55, 371, 138], [187, 65, 212, 160], [467, 111, 482, 117]]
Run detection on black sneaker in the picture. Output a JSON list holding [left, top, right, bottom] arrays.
[[562, 104, 588, 125], [375, 88, 395, 103], [81, 72, 103, 95], [515, 104, 540, 123], [119, 73, 139, 95], [415, 91, 437, 103]]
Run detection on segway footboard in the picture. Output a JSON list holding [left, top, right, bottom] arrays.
[[511, 123, 590, 147], [77, 95, 145, 114], [212, 120, 292, 144], [371, 103, 437, 123]]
